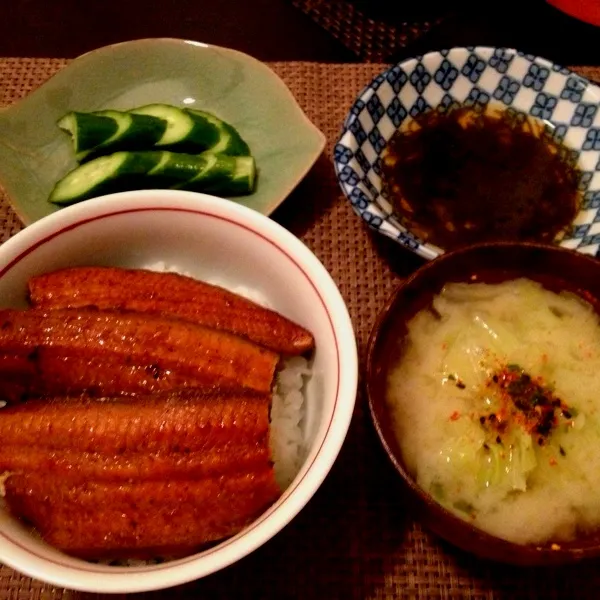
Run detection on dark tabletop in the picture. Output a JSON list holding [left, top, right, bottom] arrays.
[[0, 0, 598, 65], [2, 3, 600, 599]]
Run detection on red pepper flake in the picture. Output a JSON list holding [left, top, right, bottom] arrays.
[[486, 364, 567, 444], [549, 457, 557, 466], [450, 411, 461, 421]]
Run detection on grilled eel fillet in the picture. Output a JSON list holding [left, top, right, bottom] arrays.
[[0, 444, 271, 482], [28, 266, 315, 355], [0, 308, 279, 401], [0, 391, 270, 455], [0, 391, 281, 557], [5, 472, 280, 558]]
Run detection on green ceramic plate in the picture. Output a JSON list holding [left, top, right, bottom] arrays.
[[0, 38, 326, 224]]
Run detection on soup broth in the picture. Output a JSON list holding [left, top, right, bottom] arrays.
[[386, 279, 600, 545]]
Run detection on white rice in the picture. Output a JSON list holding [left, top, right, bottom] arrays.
[[270, 356, 311, 489]]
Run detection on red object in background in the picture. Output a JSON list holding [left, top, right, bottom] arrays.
[[548, 0, 600, 26]]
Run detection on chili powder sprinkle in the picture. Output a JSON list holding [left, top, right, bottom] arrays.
[[480, 364, 570, 445]]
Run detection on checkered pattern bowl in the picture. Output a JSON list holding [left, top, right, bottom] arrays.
[[334, 46, 600, 260]]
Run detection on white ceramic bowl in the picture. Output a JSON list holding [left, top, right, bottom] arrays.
[[0, 190, 358, 593]]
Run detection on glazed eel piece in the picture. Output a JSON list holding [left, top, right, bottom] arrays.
[[0, 391, 271, 454], [28, 266, 315, 356], [0, 391, 272, 481], [0, 308, 279, 401], [5, 469, 280, 558], [0, 390, 281, 556], [0, 444, 271, 483]]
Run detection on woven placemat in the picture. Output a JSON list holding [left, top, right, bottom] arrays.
[[289, 0, 446, 62], [2, 58, 600, 600]]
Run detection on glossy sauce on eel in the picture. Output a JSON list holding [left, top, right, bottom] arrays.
[[28, 266, 315, 355], [0, 267, 315, 559], [1, 392, 280, 558]]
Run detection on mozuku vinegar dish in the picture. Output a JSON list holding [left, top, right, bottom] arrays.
[[386, 278, 600, 545], [381, 104, 581, 250]]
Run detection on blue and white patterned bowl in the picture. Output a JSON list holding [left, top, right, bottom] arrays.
[[334, 47, 600, 261]]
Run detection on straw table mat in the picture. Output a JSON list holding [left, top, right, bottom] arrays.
[[289, 0, 447, 62], [1, 59, 600, 600]]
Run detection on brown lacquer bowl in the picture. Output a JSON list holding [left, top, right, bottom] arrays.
[[366, 242, 600, 565]]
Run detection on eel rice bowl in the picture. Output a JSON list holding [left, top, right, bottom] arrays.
[[0, 265, 314, 561]]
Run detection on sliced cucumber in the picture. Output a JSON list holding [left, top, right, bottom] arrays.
[[93, 110, 166, 157], [175, 153, 224, 191], [58, 112, 119, 158], [49, 151, 162, 205], [186, 109, 250, 156], [58, 111, 167, 162], [130, 104, 240, 155], [179, 154, 256, 196], [58, 105, 251, 160], [210, 155, 256, 196], [49, 151, 256, 206], [130, 104, 199, 147], [146, 151, 210, 188]]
